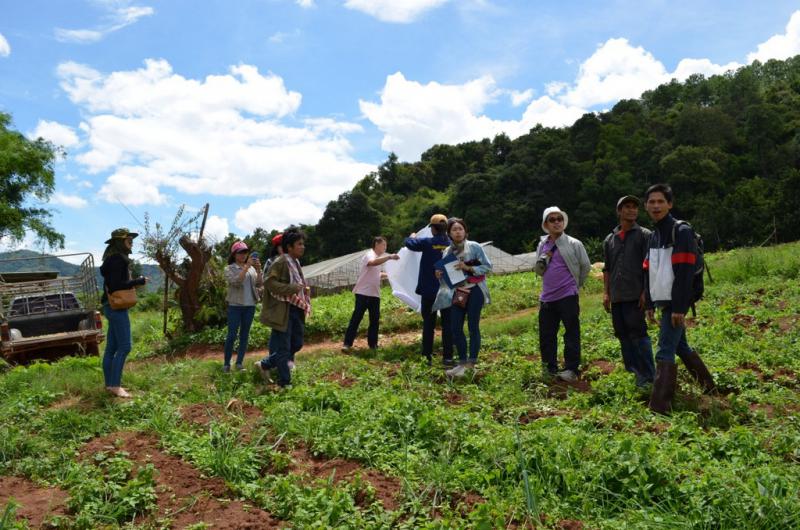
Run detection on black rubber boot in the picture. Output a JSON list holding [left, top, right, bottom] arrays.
[[649, 361, 677, 415], [678, 350, 716, 394]]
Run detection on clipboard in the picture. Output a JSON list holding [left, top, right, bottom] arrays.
[[434, 253, 466, 289]]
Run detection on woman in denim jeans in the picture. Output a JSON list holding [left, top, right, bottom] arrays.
[[100, 228, 147, 398], [433, 218, 493, 378], [223, 241, 263, 372]]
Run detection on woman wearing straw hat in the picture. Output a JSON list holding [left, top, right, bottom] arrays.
[[100, 228, 147, 398], [223, 241, 263, 372]]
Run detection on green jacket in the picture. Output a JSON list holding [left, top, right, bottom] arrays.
[[259, 255, 303, 332]]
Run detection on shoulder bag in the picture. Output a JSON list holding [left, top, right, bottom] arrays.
[[106, 285, 137, 310]]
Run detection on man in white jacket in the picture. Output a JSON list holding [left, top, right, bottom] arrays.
[[534, 207, 591, 382]]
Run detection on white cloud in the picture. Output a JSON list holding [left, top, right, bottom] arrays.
[[235, 197, 324, 233], [360, 72, 585, 160], [55, 29, 105, 43], [97, 166, 169, 206], [559, 38, 670, 108], [77, 180, 94, 188], [269, 29, 301, 44], [361, 9, 800, 162], [51, 192, 88, 208], [55, 2, 153, 43], [28, 120, 80, 148], [0, 33, 10, 57], [296, 0, 315, 7], [747, 10, 800, 63], [520, 96, 586, 128], [200, 215, 230, 243], [57, 58, 374, 222], [344, 0, 449, 23], [671, 58, 741, 81], [509, 88, 534, 107]]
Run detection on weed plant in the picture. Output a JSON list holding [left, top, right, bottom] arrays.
[[1, 243, 799, 528]]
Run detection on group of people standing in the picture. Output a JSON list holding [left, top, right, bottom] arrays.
[[99, 182, 714, 413]]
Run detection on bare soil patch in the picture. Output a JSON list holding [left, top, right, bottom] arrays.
[[547, 379, 591, 399], [518, 408, 572, 423], [735, 362, 765, 381], [443, 391, 465, 405], [180, 400, 264, 441], [586, 359, 615, 376], [732, 314, 771, 332], [47, 394, 92, 412], [325, 372, 357, 387], [775, 315, 799, 333], [749, 403, 776, 418], [289, 446, 402, 511], [0, 476, 69, 528], [80, 431, 279, 528], [557, 519, 585, 530]]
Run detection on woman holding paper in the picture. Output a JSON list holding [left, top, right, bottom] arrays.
[[433, 218, 493, 377]]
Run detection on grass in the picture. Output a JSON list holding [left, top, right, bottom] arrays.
[[1, 242, 799, 528]]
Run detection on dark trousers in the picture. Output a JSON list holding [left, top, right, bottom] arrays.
[[224, 305, 256, 367], [611, 301, 655, 384], [420, 295, 453, 362], [343, 294, 380, 348], [539, 295, 580, 373], [451, 287, 485, 363], [260, 306, 305, 386]]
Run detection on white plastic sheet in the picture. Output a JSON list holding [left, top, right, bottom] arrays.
[[384, 226, 431, 312]]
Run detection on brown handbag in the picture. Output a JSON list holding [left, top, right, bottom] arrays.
[[106, 286, 137, 310], [452, 286, 471, 309]]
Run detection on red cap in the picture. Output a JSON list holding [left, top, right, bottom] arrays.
[[271, 233, 283, 246]]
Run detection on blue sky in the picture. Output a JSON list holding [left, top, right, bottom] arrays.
[[1, 0, 799, 263]]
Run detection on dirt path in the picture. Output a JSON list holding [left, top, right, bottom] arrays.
[[140, 306, 539, 365]]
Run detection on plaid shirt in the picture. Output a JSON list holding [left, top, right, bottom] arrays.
[[272, 256, 311, 316]]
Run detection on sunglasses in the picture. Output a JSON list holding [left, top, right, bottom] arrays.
[[546, 216, 564, 223]]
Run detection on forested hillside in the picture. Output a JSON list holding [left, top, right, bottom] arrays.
[[301, 55, 800, 263]]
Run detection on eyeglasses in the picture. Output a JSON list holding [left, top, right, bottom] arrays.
[[546, 217, 564, 223]]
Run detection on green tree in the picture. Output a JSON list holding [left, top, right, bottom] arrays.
[[0, 112, 64, 248], [315, 190, 381, 258]]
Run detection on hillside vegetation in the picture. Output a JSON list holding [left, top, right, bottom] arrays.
[[298, 55, 800, 263], [0, 242, 798, 528]]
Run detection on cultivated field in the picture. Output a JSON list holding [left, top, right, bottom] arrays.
[[1, 243, 799, 529]]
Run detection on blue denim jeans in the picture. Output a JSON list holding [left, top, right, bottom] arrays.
[[259, 305, 305, 386], [224, 305, 256, 367], [451, 287, 485, 364], [343, 294, 380, 348], [103, 304, 131, 387], [655, 305, 694, 364], [612, 301, 655, 384]]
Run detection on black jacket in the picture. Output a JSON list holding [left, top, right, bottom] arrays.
[[603, 223, 651, 303], [100, 254, 145, 303]]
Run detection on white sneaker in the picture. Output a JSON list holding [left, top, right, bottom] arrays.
[[446, 365, 467, 378], [254, 361, 271, 382], [557, 369, 578, 382]]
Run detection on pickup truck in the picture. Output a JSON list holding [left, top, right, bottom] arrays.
[[0, 254, 104, 364]]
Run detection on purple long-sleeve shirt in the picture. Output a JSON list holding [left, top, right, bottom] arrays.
[[540, 242, 579, 302]]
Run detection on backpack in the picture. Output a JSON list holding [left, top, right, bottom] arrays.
[[670, 220, 713, 316]]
